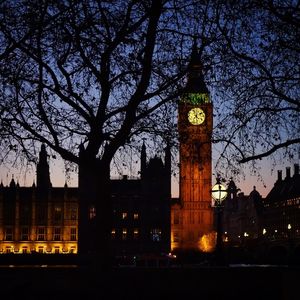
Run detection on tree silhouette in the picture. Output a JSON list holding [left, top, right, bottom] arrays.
[[211, 0, 299, 177], [1, 0, 299, 266], [0, 0, 217, 266]]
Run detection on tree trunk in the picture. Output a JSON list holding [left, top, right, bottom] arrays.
[[78, 155, 112, 270]]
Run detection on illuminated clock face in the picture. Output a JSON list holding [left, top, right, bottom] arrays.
[[188, 108, 205, 125]]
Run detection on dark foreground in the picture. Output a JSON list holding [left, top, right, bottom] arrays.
[[0, 264, 299, 300]]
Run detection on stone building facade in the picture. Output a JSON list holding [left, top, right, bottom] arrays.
[[0, 143, 171, 256]]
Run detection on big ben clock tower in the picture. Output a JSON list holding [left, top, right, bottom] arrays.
[[172, 44, 213, 251]]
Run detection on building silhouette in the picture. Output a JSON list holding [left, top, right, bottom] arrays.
[[0, 143, 171, 256], [262, 165, 300, 239], [0, 45, 215, 257], [1, 41, 298, 263], [221, 180, 264, 246], [220, 164, 300, 263]]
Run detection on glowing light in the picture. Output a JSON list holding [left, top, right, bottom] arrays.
[[198, 232, 216, 253], [211, 182, 227, 206], [288, 224, 292, 230], [263, 228, 266, 235], [0, 242, 78, 254]]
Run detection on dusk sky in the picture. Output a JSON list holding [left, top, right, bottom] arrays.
[[0, 1, 298, 202], [0, 152, 296, 199]]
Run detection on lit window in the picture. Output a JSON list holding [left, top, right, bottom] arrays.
[[111, 229, 116, 240], [150, 228, 161, 242], [54, 247, 59, 254], [69, 247, 76, 254], [122, 212, 128, 220], [5, 227, 13, 241], [53, 227, 61, 241], [70, 228, 77, 241], [22, 247, 28, 254], [37, 227, 46, 241], [89, 205, 96, 219], [133, 213, 139, 220], [54, 206, 62, 221], [133, 228, 139, 240], [21, 227, 29, 241], [38, 247, 44, 253], [6, 247, 12, 253], [122, 228, 127, 240], [70, 206, 77, 220]]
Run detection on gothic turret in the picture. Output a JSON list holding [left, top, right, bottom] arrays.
[[36, 144, 51, 192], [140, 141, 147, 179], [9, 176, 16, 188], [185, 41, 209, 94], [164, 141, 171, 196], [165, 141, 171, 175]]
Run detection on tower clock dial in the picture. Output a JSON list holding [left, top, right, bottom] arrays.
[[188, 108, 205, 125]]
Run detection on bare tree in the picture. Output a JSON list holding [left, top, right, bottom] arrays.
[[2, 0, 298, 266], [0, 0, 217, 266], [210, 0, 300, 178]]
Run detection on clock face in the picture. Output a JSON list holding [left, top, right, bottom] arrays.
[[188, 108, 205, 125]]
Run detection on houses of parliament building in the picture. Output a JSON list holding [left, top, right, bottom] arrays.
[[0, 143, 171, 256], [2, 45, 297, 261], [0, 45, 218, 257]]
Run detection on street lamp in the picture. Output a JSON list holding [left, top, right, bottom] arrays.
[[211, 178, 228, 265]]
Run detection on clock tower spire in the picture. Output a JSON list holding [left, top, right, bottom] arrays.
[[172, 43, 214, 252]]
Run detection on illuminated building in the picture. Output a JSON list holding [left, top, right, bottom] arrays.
[[221, 166, 300, 263], [0, 143, 171, 256], [262, 164, 300, 243], [0, 145, 78, 255], [171, 44, 214, 252]]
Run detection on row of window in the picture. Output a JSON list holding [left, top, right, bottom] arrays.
[[119, 212, 139, 220], [2, 226, 163, 242], [88, 206, 140, 221], [2, 227, 77, 241], [1, 205, 78, 223], [2, 246, 77, 254], [111, 228, 162, 242]]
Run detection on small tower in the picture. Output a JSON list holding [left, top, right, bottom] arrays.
[[165, 141, 171, 177], [226, 178, 239, 210], [140, 141, 147, 179], [36, 144, 51, 192], [164, 141, 172, 197]]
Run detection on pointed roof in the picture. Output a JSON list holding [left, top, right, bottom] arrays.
[[185, 41, 209, 94], [265, 165, 300, 203], [9, 176, 16, 188]]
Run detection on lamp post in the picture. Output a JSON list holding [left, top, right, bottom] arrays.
[[287, 223, 293, 264], [211, 178, 227, 265]]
